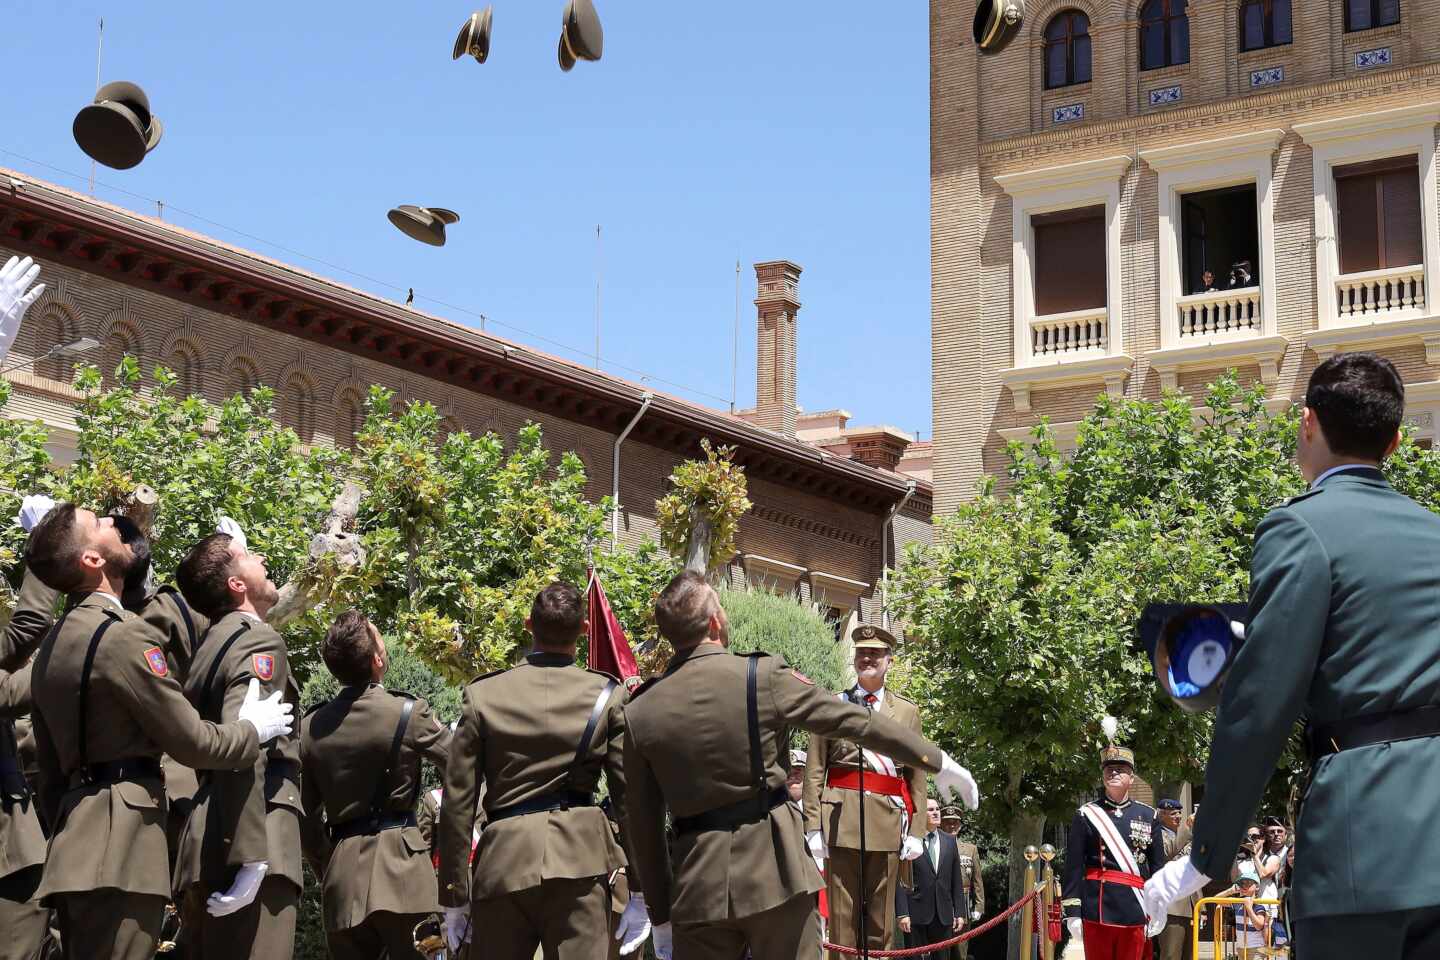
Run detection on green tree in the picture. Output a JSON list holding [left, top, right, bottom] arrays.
[[717, 582, 848, 691], [655, 439, 752, 574], [0, 380, 54, 612]]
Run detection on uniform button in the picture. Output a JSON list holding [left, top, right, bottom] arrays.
[[1198, 844, 1207, 855]]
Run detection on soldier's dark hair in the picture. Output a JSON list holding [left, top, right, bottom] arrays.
[[323, 608, 377, 685], [654, 571, 716, 647], [1304, 352, 1405, 461], [176, 533, 238, 620], [530, 582, 584, 648], [24, 502, 86, 593]]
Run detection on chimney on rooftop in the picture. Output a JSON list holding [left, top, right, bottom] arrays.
[[753, 260, 802, 438]]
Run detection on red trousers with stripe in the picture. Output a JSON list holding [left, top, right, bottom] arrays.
[[1081, 920, 1152, 960]]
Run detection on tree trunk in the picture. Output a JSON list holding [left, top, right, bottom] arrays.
[[116, 484, 159, 537], [268, 481, 366, 629], [1006, 810, 1047, 960], [683, 506, 713, 575]]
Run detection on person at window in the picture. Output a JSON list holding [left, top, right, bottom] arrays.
[[1228, 260, 1254, 289], [1199, 270, 1217, 293]]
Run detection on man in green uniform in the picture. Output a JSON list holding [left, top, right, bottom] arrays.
[[623, 571, 979, 960], [300, 609, 452, 959], [939, 805, 984, 960], [24, 503, 293, 959], [1144, 353, 1440, 957], [174, 531, 303, 959], [438, 581, 641, 959]]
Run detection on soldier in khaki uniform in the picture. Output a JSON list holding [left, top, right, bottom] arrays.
[[174, 531, 304, 959], [938, 806, 984, 960], [804, 625, 930, 957], [300, 609, 452, 959], [438, 582, 640, 960], [623, 572, 980, 960], [23, 503, 293, 960]]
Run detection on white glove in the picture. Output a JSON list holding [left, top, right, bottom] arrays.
[[971, 909, 981, 922], [1066, 917, 1083, 942], [1143, 857, 1210, 937], [900, 835, 925, 861], [16, 494, 56, 532], [216, 515, 248, 553], [615, 892, 652, 955], [442, 904, 471, 952], [206, 861, 268, 917], [652, 921, 674, 960], [806, 829, 829, 862], [935, 752, 980, 811], [0, 255, 44, 365], [237, 678, 293, 744]]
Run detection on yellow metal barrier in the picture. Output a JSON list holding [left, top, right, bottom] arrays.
[[1191, 896, 1283, 959]]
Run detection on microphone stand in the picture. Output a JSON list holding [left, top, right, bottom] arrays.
[[851, 687, 871, 960]]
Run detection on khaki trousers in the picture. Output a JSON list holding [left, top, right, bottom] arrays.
[[327, 910, 432, 960], [1156, 916, 1192, 960], [674, 892, 822, 960], [184, 875, 298, 960], [0, 865, 48, 960], [56, 889, 166, 960], [471, 875, 609, 960], [825, 848, 899, 958]]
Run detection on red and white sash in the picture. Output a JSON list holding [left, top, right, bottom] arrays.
[[1080, 803, 1146, 911]]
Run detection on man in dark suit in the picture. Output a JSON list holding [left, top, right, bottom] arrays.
[[896, 798, 966, 960]]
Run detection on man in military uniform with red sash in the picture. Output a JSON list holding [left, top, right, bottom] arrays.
[[1062, 743, 1165, 960]]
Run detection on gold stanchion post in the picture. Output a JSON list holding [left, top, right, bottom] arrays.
[[1039, 844, 1057, 960], [1021, 846, 1038, 960]]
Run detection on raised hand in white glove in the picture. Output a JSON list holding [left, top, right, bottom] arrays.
[[615, 892, 652, 955], [935, 752, 980, 811], [1066, 917, 1083, 942], [0, 256, 45, 365], [806, 829, 829, 862], [1143, 858, 1210, 937], [652, 921, 674, 960], [237, 678, 293, 744], [899, 835, 925, 861], [442, 904, 471, 952], [206, 861, 268, 917], [16, 494, 56, 532], [216, 516, 248, 553]]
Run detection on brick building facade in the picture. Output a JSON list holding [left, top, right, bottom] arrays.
[[0, 171, 930, 626], [932, 0, 1440, 510]]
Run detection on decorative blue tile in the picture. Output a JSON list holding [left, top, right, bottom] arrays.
[[1148, 84, 1182, 106], [1249, 66, 1284, 88], [1354, 47, 1392, 69], [1052, 103, 1084, 124]]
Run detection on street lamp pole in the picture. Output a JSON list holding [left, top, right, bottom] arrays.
[[0, 338, 101, 378]]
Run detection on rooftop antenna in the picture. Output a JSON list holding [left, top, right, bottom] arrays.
[[90, 17, 103, 196], [594, 224, 602, 370], [731, 259, 740, 414]]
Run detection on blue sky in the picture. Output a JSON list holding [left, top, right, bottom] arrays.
[[3, 1, 933, 435]]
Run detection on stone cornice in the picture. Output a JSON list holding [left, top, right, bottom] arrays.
[[1139, 128, 1286, 172], [1292, 100, 1440, 146], [994, 155, 1133, 196]]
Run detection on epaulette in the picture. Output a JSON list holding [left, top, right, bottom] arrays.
[[388, 689, 418, 700], [303, 699, 330, 717], [629, 676, 663, 698], [585, 668, 619, 680], [1281, 487, 1325, 508], [467, 668, 506, 686], [741, 650, 771, 658], [889, 690, 917, 707]]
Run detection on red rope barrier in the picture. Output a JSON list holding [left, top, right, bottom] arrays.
[[821, 885, 1043, 957]]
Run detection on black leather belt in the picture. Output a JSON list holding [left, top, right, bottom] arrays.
[[488, 790, 594, 822], [66, 756, 163, 790], [1310, 704, 1440, 760], [329, 811, 417, 842], [673, 786, 788, 837]]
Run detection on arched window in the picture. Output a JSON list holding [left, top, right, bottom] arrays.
[[1239, 0, 1292, 51], [37, 305, 79, 383], [1044, 11, 1092, 90], [1139, 0, 1189, 69], [334, 387, 364, 451], [229, 357, 261, 399], [168, 344, 203, 398], [1345, 0, 1399, 31], [284, 376, 316, 444], [104, 322, 144, 389]]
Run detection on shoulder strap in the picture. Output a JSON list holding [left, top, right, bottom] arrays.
[[157, 586, 198, 652], [200, 621, 253, 718], [76, 611, 123, 774], [370, 697, 416, 820], [746, 655, 765, 803], [567, 677, 618, 791]]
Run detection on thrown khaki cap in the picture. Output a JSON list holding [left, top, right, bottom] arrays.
[[789, 749, 807, 768], [851, 624, 897, 651], [73, 81, 164, 171], [453, 8, 493, 64], [387, 205, 460, 247], [558, 0, 603, 71]]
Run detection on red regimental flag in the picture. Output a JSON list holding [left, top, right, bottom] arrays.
[[586, 567, 639, 684]]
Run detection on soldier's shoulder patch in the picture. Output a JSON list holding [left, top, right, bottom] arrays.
[[252, 653, 275, 681], [143, 646, 169, 677], [791, 670, 815, 685], [467, 668, 505, 686]]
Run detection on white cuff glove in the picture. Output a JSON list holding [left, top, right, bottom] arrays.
[[442, 904, 471, 952], [1066, 917, 1083, 942], [971, 909, 981, 922], [935, 752, 980, 811], [900, 835, 925, 861], [652, 921, 673, 960], [216, 516, 248, 553], [615, 892, 652, 955], [0, 256, 45, 365], [237, 678, 293, 744], [806, 829, 829, 862], [1142, 857, 1210, 937], [206, 861, 268, 917], [16, 494, 56, 532]]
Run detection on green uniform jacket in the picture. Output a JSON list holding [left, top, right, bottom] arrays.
[[0, 571, 56, 884], [1190, 467, 1440, 919]]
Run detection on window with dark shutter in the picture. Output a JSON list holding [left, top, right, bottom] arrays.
[[1335, 156, 1422, 275], [1044, 11, 1092, 89], [1239, 0, 1292, 51], [1033, 206, 1107, 315], [1140, 0, 1189, 70], [1345, 0, 1400, 32]]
